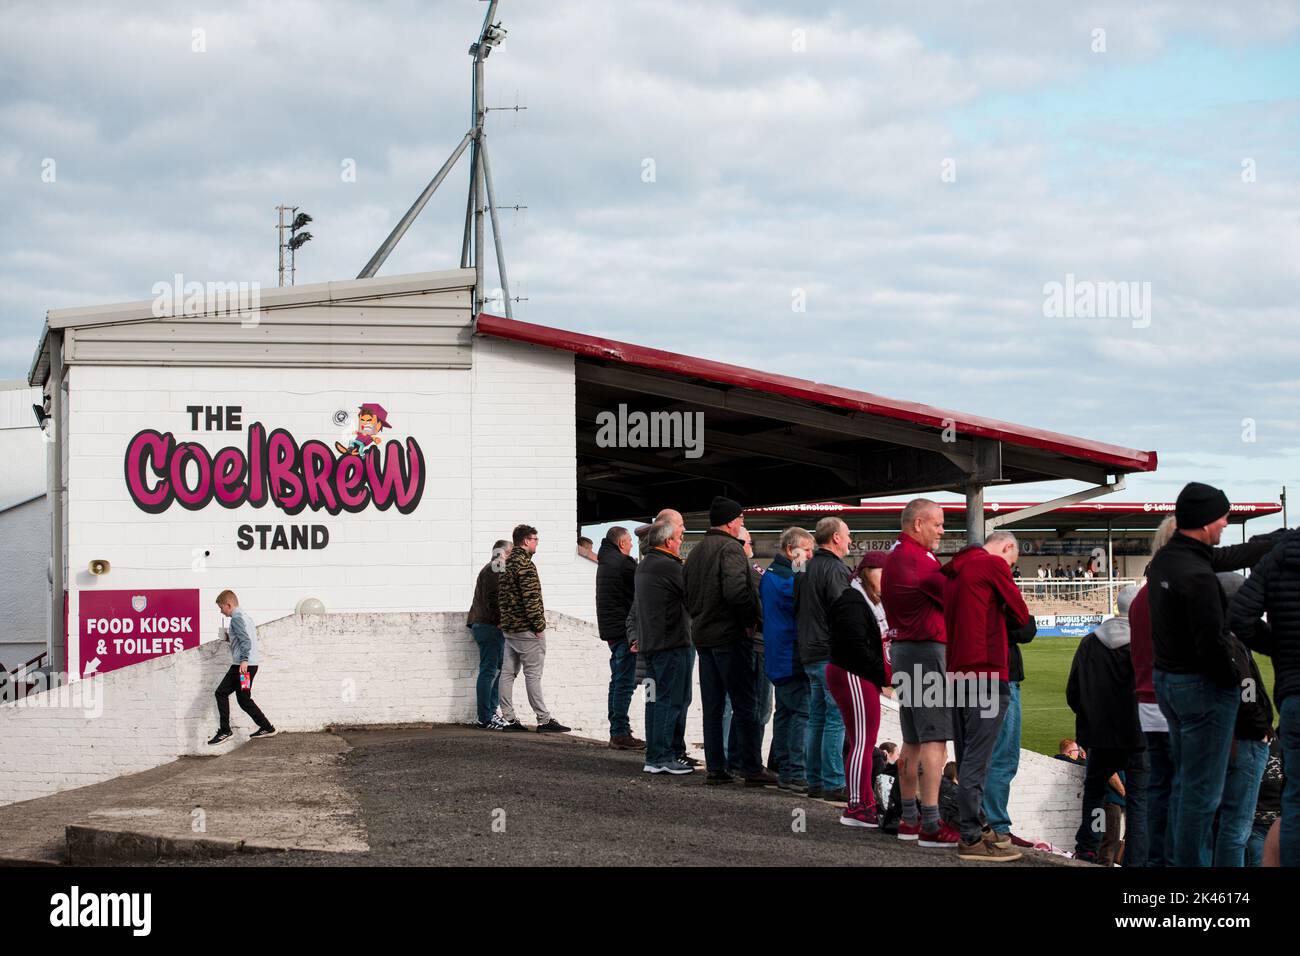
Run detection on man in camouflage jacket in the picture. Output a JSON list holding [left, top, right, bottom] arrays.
[[497, 524, 569, 733]]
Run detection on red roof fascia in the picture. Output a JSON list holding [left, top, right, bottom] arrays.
[[747, 501, 1281, 517], [476, 313, 1158, 473]]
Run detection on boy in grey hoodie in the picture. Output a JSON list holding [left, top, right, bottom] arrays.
[[209, 589, 277, 744]]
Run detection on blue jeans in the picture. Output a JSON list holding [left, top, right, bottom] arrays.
[[469, 623, 504, 724], [1073, 747, 1148, 861], [674, 646, 695, 759], [724, 648, 771, 771], [771, 672, 810, 783], [698, 642, 762, 775], [1143, 731, 1173, 866], [1246, 821, 1272, 867], [1154, 669, 1239, 867], [1280, 695, 1300, 867], [644, 646, 691, 767], [982, 681, 1021, 833], [607, 639, 637, 738], [804, 660, 845, 791], [1215, 739, 1269, 867]]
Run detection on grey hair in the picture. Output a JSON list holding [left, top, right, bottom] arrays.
[[900, 498, 939, 534], [986, 530, 1017, 548], [779, 526, 814, 552], [814, 516, 845, 546], [646, 519, 676, 549]]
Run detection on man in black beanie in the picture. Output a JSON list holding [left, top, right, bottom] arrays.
[[1147, 481, 1280, 866], [684, 496, 777, 785]]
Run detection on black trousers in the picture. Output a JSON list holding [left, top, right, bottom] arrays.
[[215, 665, 273, 732], [698, 642, 762, 775]]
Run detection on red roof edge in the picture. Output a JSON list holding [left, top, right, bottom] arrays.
[[475, 313, 1158, 474]]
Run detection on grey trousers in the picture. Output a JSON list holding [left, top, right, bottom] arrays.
[[499, 631, 551, 724], [952, 678, 1011, 844]]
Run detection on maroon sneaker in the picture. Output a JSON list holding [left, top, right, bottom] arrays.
[[897, 820, 921, 841], [840, 804, 880, 828], [918, 821, 962, 848], [1008, 832, 1035, 848]]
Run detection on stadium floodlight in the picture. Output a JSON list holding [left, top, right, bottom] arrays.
[[288, 231, 313, 251], [291, 212, 313, 232]]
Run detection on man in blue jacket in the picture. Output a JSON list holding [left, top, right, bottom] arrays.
[[762, 526, 814, 792]]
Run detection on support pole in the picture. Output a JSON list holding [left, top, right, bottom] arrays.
[[473, 59, 486, 315], [356, 131, 474, 279], [479, 135, 513, 318], [965, 484, 985, 546]]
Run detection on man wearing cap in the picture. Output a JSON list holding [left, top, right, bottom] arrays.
[[1147, 481, 1280, 866], [684, 496, 776, 785]]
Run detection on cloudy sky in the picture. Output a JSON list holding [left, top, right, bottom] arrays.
[[3, 0, 1298, 523]]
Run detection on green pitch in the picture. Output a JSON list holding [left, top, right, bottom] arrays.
[[1018, 638, 1278, 757]]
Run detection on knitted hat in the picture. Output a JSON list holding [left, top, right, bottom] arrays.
[[854, 551, 888, 575], [1175, 481, 1230, 529], [708, 496, 743, 527]]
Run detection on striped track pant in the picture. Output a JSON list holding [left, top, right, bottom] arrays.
[[825, 662, 882, 810]]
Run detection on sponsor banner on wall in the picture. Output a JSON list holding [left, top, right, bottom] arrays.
[[78, 589, 201, 677], [1034, 613, 1106, 637]]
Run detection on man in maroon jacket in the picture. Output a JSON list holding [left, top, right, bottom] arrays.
[[882, 498, 955, 846], [941, 530, 1031, 861]]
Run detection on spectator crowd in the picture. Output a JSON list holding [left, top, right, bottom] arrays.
[[465, 481, 1296, 866]]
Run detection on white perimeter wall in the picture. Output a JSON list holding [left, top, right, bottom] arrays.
[[0, 610, 1084, 849]]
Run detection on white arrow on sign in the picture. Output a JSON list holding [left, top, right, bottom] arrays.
[[83, 658, 101, 676]]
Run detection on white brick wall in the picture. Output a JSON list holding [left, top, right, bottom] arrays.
[[0, 608, 1084, 848], [61, 345, 599, 679]]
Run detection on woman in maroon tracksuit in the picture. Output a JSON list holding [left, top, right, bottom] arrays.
[[827, 580, 891, 827]]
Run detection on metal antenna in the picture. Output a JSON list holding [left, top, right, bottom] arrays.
[[357, 0, 520, 322]]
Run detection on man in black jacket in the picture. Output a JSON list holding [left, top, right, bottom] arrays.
[[635, 518, 694, 775], [796, 516, 853, 800], [1148, 481, 1280, 867], [466, 539, 511, 729], [596, 526, 644, 751], [684, 496, 776, 786], [1067, 585, 1147, 863], [1229, 529, 1300, 866]]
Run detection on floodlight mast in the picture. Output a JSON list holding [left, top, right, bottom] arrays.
[[357, 0, 514, 320]]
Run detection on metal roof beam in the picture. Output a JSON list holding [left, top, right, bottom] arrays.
[[985, 477, 1126, 531]]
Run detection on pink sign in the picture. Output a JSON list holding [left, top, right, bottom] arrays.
[[78, 589, 201, 677]]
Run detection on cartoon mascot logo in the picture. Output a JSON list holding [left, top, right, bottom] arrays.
[[335, 402, 389, 458]]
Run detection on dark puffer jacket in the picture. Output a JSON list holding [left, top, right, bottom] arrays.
[[683, 529, 757, 649], [595, 538, 637, 643], [1148, 532, 1277, 687], [1230, 529, 1300, 706]]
